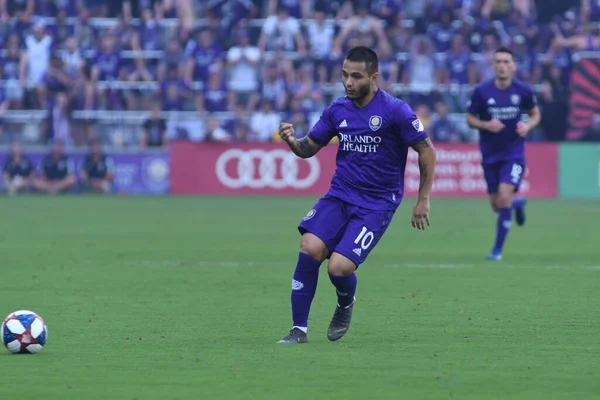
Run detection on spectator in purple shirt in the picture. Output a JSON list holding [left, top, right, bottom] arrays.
[[430, 101, 461, 143], [224, 106, 250, 141], [10, 11, 33, 43], [427, 10, 455, 52], [92, 36, 124, 81], [1, 38, 24, 108], [440, 33, 476, 85], [69, 64, 98, 111], [113, 14, 136, 51], [38, 53, 72, 107], [249, 62, 288, 112], [195, 70, 229, 114], [206, 0, 258, 35], [133, 8, 162, 51], [158, 67, 191, 111], [158, 39, 183, 80], [184, 28, 223, 84]]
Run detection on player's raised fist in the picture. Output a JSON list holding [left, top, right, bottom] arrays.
[[279, 122, 296, 144], [487, 119, 505, 133]]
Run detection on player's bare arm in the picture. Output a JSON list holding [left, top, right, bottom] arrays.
[[411, 137, 436, 230], [516, 106, 541, 138], [466, 113, 505, 133], [278, 122, 323, 159]]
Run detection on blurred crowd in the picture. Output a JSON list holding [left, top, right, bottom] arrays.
[[0, 0, 597, 145]]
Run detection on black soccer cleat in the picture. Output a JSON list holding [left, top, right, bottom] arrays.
[[327, 298, 355, 341], [277, 328, 309, 344], [514, 196, 527, 226]]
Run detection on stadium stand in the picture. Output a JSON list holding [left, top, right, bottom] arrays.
[[0, 0, 598, 146]]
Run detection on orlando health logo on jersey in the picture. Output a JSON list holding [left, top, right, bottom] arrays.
[[338, 115, 383, 153], [486, 94, 521, 121]]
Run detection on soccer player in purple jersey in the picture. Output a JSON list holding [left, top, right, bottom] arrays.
[[276, 47, 437, 344], [466, 47, 541, 261]]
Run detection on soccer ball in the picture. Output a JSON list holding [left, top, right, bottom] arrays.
[[2, 310, 48, 354]]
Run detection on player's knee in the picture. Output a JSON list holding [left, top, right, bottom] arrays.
[[496, 193, 512, 208], [300, 233, 328, 263], [327, 258, 355, 277]]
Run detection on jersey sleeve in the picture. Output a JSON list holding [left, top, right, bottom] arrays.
[[521, 85, 538, 111], [307, 104, 337, 146], [397, 103, 429, 146], [467, 86, 482, 116]]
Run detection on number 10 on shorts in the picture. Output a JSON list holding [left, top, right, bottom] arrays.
[[511, 164, 523, 184], [354, 227, 374, 250]]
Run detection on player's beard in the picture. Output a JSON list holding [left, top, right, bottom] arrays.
[[345, 84, 370, 101]]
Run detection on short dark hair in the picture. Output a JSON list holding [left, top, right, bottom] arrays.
[[344, 46, 378, 75], [494, 46, 514, 58]]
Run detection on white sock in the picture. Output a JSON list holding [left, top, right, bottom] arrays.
[[293, 326, 308, 333]]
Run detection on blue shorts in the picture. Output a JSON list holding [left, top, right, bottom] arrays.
[[483, 160, 525, 194], [298, 195, 395, 268]]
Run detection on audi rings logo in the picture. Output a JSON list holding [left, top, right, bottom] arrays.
[[215, 148, 321, 189]]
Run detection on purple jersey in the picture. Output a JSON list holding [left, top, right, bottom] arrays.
[[160, 79, 189, 111], [203, 83, 228, 112], [95, 52, 123, 81], [137, 23, 161, 51], [187, 44, 223, 81], [446, 50, 471, 84], [427, 24, 454, 52], [279, 0, 302, 18], [0, 54, 20, 79], [467, 79, 537, 164], [308, 88, 429, 211]]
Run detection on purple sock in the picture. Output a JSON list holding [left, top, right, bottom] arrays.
[[329, 273, 357, 308], [291, 252, 321, 329], [494, 207, 512, 251]]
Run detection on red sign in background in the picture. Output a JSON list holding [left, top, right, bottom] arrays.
[[170, 141, 557, 198]]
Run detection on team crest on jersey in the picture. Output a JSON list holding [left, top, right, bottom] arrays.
[[511, 94, 520, 105], [369, 115, 382, 131], [303, 209, 316, 221], [411, 119, 425, 132]]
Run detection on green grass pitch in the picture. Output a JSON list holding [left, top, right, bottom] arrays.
[[1, 196, 599, 399]]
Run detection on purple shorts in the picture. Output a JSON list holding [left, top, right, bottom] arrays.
[[483, 160, 525, 194], [298, 195, 395, 268]]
